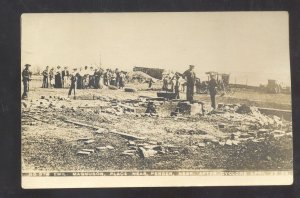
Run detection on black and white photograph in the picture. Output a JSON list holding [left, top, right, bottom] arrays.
[[21, 12, 293, 188]]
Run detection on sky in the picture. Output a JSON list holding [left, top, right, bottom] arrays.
[[21, 12, 290, 86]]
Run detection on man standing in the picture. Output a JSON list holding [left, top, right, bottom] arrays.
[[162, 75, 169, 91], [68, 68, 78, 99], [115, 68, 120, 87], [42, 66, 49, 88], [148, 78, 154, 88], [174, 74, 181, 99], [183, 65, 196, 102], [118, 71, 125, 89], [195, 78, 201, 93], [62, 66, 69, 88], [22, 64, 31, 99], [208, 74, 218, 109], [77, 67, 83, 89]]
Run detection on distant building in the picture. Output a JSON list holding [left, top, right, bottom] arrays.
[[133, 66, 165, 80]]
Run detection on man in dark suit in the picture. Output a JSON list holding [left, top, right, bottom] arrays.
[[22, 64, 31, 99], [62, 66, 69, 88], [208, 74, 218, 109], [68, 68, 77, 99], [183, 65, 196, 103]]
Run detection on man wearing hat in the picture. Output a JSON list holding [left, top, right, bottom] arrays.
[[68, 68, 78, 99], [208, 73, 218, 109], [183, 65, 196, 102], [22, 64, 31, 99]]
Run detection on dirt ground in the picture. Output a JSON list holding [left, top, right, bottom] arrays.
[[21, 76, 293, 171]]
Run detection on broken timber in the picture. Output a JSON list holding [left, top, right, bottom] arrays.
[[63, 119, 145, 140], [24, 114, 49, 123], [64, 120, 98, 130], [258, 107, 292, 121]]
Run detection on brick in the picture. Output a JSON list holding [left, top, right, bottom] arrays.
[[81, 149, 95, 153], [274, 134, 285, 138], [211, 138, 219, 144], [271, 130, 285, 135], [96, 147, 107, 151], [231, 140, 240, 145], [121, 150, 136, 156], [95, 128, 108, 134], [83, 139, 95, 144], [258, 128, 268, 133], [225, 140, 232, 146], [77, 151, 91, 155], [138, 147, 157, 158], [218, 123, 226, 129], [198, 143, 206, 147], [128, 141, 136, 146], [106, 145, 114, 150]]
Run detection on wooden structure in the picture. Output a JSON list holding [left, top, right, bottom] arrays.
[[133, 66, 165, 80]]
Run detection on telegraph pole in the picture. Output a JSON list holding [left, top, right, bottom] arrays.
[[99, 53, 102, 68]]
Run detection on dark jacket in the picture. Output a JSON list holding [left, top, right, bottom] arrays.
[[62, 70, 69, 78], [42, 70, 48, 77], [208, 78, 217, 95], [183, 69, 196, 86], [22, 68, 31, 81]]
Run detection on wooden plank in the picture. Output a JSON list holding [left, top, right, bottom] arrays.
[[24, 115, 48, 123], [63, 119, 145, 140], [258, 107, 292, 121], [64, 120, 98, 130], [109, 129, 145, 140], [78, 106, 100, 108], [258, 107, 291, 113]]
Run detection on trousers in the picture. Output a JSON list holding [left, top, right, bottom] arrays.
[[68, 82, 76, 96], [186, 84, 194, 102], [210, 93, 216, 109], [22, 80, 29, 98], [42, 76, 48, 88]]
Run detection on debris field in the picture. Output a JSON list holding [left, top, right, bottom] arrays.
[[21, 83, 293, 171]]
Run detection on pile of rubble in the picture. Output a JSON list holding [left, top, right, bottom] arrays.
[[22, 94, 292, 161], [75, 127, 167, 158]]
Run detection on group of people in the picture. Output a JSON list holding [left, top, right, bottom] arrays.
[[160, 65, 217, 109], [22, 64, 218, 109], [40, 66, 128, 89], [182, 65, 218, 109], [161, 73, 183, 100], [68, 67, 128, 98], [41, 66, 70, 89]]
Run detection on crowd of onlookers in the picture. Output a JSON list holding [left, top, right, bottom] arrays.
[[41, 65, 129, 90], [41, 65, 208, 94], [23, 64, 218, 109]]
